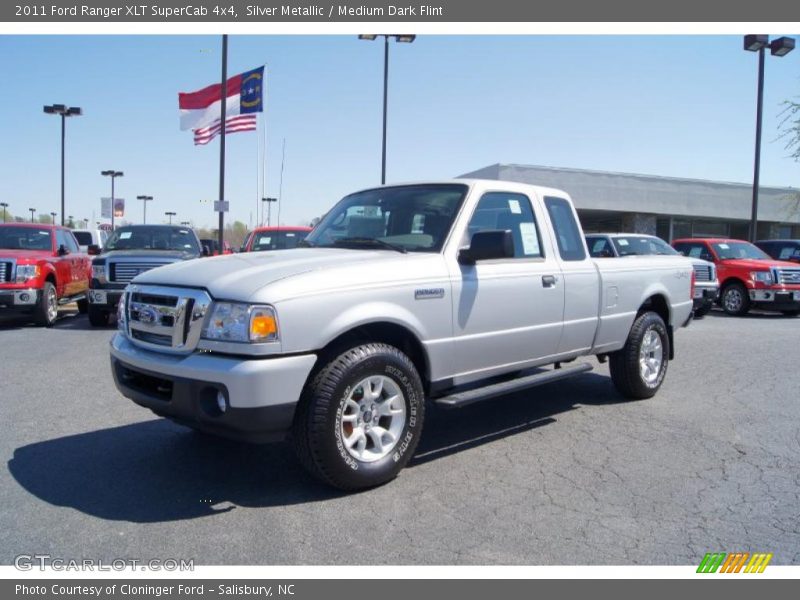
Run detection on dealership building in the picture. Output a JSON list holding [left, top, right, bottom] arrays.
[[460, 163, 800, 241]]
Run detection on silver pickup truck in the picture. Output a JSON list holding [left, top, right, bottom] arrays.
[[110, 180, 694, 489]]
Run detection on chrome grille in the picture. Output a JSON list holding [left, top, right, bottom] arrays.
[[775, 268, 800, 285], [0, 261, 10, 283], [110, 262, 166, 283], [692, 263, 712, 282], [122, 284, 211, 354]]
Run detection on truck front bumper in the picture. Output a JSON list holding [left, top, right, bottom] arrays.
[[110, 333, 317, 443], [693, 283, 718, 309], [0, 288, 39, 310], [749, 288, 800, 311], [88, 288, 123, 312]]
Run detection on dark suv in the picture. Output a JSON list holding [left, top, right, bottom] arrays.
[[756, 239, 800, 264], [87, 225, 203, 326]]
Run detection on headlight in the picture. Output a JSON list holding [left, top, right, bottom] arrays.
[[92, 265, 105, 279], [15, 264, 39, 282], [202, 302, 279, 343], [117, 292, 127, 333], [751, 271, 773, 284]]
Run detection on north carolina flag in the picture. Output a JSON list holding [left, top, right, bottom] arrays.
[[178, 66, 264, 131]]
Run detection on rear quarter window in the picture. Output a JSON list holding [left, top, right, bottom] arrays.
[[544, 196, 586, 261]]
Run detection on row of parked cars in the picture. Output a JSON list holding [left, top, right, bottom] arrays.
[[2, 217, 799, 327], [0, 222, 311, 327], [585, 233, 800, 317]]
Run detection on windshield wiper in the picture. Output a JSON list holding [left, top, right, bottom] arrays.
[[297, 239, 316, 248], [332, 237, 407, 254]]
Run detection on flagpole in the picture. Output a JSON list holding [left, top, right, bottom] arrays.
[[262, 64, 268, 227], [277, 138, 285, 227], [217, 33, 228, 254]]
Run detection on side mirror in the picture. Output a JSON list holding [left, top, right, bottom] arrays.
[[87, 244, 101, 256], [239, 246, 247, 253], [458, 230, 514, 265], [57, 244, 69, 256]]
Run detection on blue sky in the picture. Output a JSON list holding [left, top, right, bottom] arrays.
[[0, 34, 798, 228]]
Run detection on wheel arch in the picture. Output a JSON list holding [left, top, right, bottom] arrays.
[[637, 293, 673, 360], [314, 321, 431, 394]]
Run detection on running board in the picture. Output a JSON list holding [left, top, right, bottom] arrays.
[[434, 362, 593, 409], [59, 294, 86, 306]]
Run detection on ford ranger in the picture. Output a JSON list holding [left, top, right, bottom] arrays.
[[110, 180, 694, 489], [0, 223, 90, 326]]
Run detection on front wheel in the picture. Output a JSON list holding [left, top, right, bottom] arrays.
[[88, 305, 110, 327], [610, 311, 669, 400], [292, 343, 425, 490], [721, 282, 750, 316], [33, 282, 58, 327]]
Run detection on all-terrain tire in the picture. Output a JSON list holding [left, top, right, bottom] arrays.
[[721, 282, 750, 316], [609, 311, 669, 400], [33, 282, 58, 327], [292, 343, 425, 491]]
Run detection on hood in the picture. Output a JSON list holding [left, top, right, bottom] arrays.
[[0, 248, 53, 262], [132, 248, 421, 300], [720, 258, 800, 270], [99, 249, 198, 261]]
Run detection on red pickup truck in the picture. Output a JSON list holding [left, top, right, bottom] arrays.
[[672, 237, 800, 316], [0, 223, 91, 326]]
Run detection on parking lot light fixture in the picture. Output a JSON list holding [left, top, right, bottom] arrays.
[[358, 34, 417, 185], [136, 195, 154, 224], [29, 208, 36, 223], [101, 170, 124, 231], [743, 34, 795, 242], [261, 197, 277, 226], [1, 202, 8, 223], [165, 211, 176, 225], [43, 104, 82, 226], [50, 212, 57, 224]]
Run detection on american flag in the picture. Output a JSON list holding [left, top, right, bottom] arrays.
[[193, 114, 257, 146]]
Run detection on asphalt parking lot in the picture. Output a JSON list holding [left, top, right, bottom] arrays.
[[0, 307, 798, 566]]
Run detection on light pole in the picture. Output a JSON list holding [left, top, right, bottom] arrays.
[[1, 202, 8, 223], [165, 211, 176, 225], [358, 34, 416, 185], [180, 220, 191, 226], [43, 104, 82, 226], [50, 211, 57, 224], [136, 195, 153, 224], [743, 35, 795, 242], [29, 208, 36, 223], [261, 197, 277, 226], [101, 170, 124, 231]]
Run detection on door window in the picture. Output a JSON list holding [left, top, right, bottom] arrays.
[[544, 197, 586, 261], [466, 192, 543, 258]]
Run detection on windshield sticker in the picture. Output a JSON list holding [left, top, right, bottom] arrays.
[[519, 222, 540, 256], [508, 199, 522, 214], [286, 232, 295, 237], [718, 243, 729, 249], [258, 236, 272, 244], [119, 231, 132, 239], [617, 239, 629, 246], [179, 229, 189, 234]]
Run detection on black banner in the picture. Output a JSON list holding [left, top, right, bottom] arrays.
[[3, 0, 800, 22]]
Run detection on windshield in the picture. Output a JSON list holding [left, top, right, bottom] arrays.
[[73, 231, 93, 246], [251, 230, 310, 251], [712, 241, 770, 260], [612, 236, 678, 256], [304, 184, 468, 253], [104, 226, 200, 253], [0, 226, 52, 251]]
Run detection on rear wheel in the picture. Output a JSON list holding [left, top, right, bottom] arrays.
[[88, 305, 110, 327], [292, 343, 425, 490], [610, 311, 669, 400], [721, 282, 750, 316], [33, 282, 58, 327]]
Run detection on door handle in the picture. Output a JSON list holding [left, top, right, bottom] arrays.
[[542, 275, 558, 288]]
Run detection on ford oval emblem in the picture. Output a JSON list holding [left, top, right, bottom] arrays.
[[138, 306, 158, 325]]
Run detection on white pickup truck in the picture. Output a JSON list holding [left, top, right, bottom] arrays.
[[110, 180, 694, 489]]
